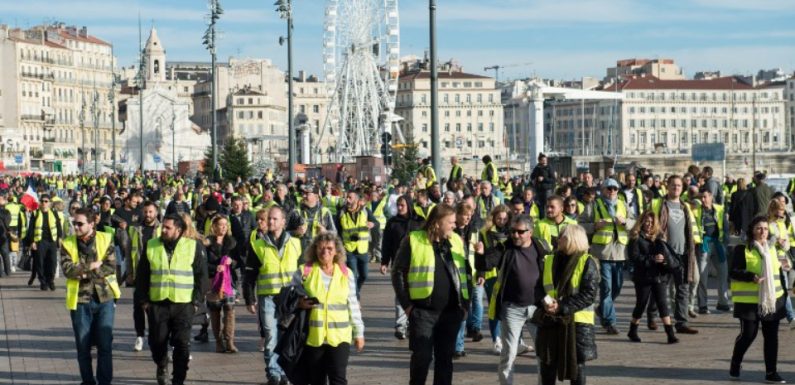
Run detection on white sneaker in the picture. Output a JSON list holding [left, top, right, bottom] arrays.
[[134, 337, 144, 352], [517, 339, 534, 355], [493, 339, 503, 355]]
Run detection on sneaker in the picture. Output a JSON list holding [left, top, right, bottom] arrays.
[[258, 337, 266, 352], [698, 308, 711, 315], [765, 372, 786, 383], [471, 330, 483, 342], [517, 339, 534, 355], [716, 304, 732, 312], [604, 325, 620, 335], [688, 310, 699, 318], [493, 339, 503, 355], [676, 325, 699, 334], [134, 336, 144, 352], [394, 330, 406, 340]]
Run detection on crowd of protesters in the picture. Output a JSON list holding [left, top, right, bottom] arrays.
[[1, 151, 793, 385]]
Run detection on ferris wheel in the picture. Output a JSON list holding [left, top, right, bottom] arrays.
[[318, 0, 401, 162]]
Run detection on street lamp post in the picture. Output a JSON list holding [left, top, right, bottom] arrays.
[[275, 0, 295, 181], [204, 0, 223, 181], [79, 91, 86, 175], [92, 86, 100, 177], [172, 109, 176, 170], [109, 60, 118, 173], [429, 0, 441, 179]]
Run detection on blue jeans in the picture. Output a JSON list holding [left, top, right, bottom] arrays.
[[257, 295, 284, 380], [466, 284, 484, 332], [484, 277, 501, 341], [70, 298, 115, 385], [346, 253, 368, 298], [599, 260, 624, 327]]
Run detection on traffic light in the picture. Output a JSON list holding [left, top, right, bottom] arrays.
[[381, 131, 393, 166]]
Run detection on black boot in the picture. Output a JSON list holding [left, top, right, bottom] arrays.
[[194, 324, 209, 343], [627, 323, 641, 342], [664, 324, 679, 344]]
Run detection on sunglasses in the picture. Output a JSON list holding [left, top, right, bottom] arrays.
[[71, 221, 86, 227], [510, 228, 530, 235], [606, 187, 618, 191]]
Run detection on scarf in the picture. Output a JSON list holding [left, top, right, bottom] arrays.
[[753, 241, 777, 316]]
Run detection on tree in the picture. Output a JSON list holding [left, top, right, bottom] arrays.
[[390, 133, 421, 186], [219, 138, 253, 182]]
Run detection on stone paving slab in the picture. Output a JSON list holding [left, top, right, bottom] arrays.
[[0, 264, 794, 384]]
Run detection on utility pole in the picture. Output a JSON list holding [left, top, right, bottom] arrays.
[[204, 0, 223, 181], [92, 84, 100, 176], [79, 91, 86, 175], [276, 0, 295, 181], [429, 0, 441, 178], [752, 93, 757, 172], [138, 14, 145, 173], [109, 47, 117, 173], [172, 108, 176, 170]]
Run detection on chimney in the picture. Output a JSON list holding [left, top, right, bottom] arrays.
[[298, 70, 306, 82], [66, 26, 77, 36], [79, 26, 87, 38]]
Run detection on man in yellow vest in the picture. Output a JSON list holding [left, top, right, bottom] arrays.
[[481, 155, 499, 189], [366, 187, 388, 263], [243, 206, 302, 385], [651, 175, 699, 335], [0, 194, 12, 277], [335, 190, 377, 297], [127, 201, 161, 351], [583, 178, 632, 335], [534, 195, 577, 250], [448, 156, 463, 187], [292, 185, 336, 251], [25, 194, 63, 291], [475, 181, 502, 223], [692, 189, 731, 313], [134, 213, 207, 385], [5, 193, 26, 274], [619, 173, 645, 219], [60, 207, 120, 385], [420, 158, 437, 189]]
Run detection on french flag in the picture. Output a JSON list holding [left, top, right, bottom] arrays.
[[20, 185, 39, 211]]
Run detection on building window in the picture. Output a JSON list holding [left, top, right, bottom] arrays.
[[444, 123, 450, 132], [422, 124, 428, 132]]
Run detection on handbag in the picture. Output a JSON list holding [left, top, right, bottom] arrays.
[[16, 249, 32, 271], [206, 256, 233, 302]]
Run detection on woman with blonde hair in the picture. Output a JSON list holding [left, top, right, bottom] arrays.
[[289, 232, 364, 385], [203, 215, 240, 353], [626, 210, 679, 344], [535, 224, 598, 385]]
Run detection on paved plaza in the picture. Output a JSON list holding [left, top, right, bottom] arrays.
[[1, 264, 794, 385]]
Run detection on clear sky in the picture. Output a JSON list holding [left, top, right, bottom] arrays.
[[1, 0, 794, 81]]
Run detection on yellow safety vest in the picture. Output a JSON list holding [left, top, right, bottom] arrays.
[[33, 210, 59, 242], [300, 206, 331, 240], [535, 217, 577, 249], [146, 237, 197, 303], [543, 252, 595, 324], [480, 227, 507, 280], [406, 230, 469, 301], [340, 210, 370, 254], [476, 195, 502, 219], [302, 263, 352, 347], [619, 187, 645, 216], [413, 203, 436, 221], [651, 198, 701, 244], [64, 232, 121, 310], [6, 202, 22, 228], [129, 224, 162, 276], [370, 197, 388, 231], [481, 162, 499, 186], [323, 195, 340, 216], [769, 219, 795, 259], [251, 234, 301, 296], [592, 199, 628, 245], [693, 204, 725, 239], [731, 245, 784, 304]]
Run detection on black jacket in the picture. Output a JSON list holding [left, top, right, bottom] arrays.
[[229, 210, 256, 260], [392, 232, 470, 312], [381, 207, 422, 267], [134, 236, 208, 308], [627, 235, 679, 283], [205, 234, 239, 282], [484, 238, 549, 321], [275, 283, 309, 383]]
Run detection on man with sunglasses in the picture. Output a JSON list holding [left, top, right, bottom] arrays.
[[480, 214, 549, 385], [60, 207, 120, 385], [582, 178, 632, 335], [25, 194, 63, 291]]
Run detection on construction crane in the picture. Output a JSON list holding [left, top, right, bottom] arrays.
[[483, 62, 533, 82]]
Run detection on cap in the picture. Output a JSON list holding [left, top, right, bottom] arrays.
[[603, 178, 620, 189], [302, 184, 321, 195]]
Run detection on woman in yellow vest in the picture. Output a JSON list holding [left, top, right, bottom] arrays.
[[535, 224, 598, 385], [476, 204, 511, 354], [729, 216, 787, 383], [391, 204, 470, 385], [289, 232, 364, 385], [60, 207, 120, 385]]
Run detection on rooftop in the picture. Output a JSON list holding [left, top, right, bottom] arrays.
[[602, 75, 754, 91]]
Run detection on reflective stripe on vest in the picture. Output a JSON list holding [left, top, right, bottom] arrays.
[[303, 263, 352, 347], [252, 235, 301, 296], [301, 207, 330, 239], [731, 246, 784, 304], [7, 203, 21, 228], [592, 199, 628, 245], [341, 210, 369, 254], [543, 253, 595, 324], [146, 237, 197, 303], [64, 232, 121, 310], [33, 210, 58, 242], [371, 197, 388, 231], [407, 230, 469, 301], [535, 217, 576, 249]]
